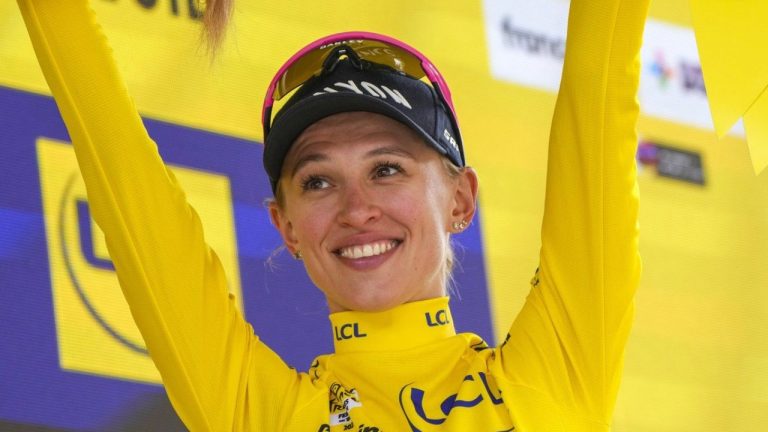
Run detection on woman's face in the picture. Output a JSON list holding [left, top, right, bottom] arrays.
[[270, 112, 477, 313]]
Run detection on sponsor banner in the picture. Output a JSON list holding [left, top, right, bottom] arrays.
[[483, 0, 568, 93], [483, 0, 745, 136], [637, 140, 706, 185], [640, 20, 745, 136], [37, 138, 242, 384], [0, 0, 243, 136]]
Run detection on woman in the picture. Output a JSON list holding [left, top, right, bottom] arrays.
[[18, 0, 646, 430]]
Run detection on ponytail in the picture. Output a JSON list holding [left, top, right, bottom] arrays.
[[201, 0, 234, 54]]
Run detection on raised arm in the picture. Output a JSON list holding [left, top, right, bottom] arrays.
[[495, 0, 648, 427], [17, 0, 300, 429]]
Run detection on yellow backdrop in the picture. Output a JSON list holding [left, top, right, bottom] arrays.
[[2, 0, 767, 430]]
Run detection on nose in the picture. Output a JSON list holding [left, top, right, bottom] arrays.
[[336, 183, 382, 227]]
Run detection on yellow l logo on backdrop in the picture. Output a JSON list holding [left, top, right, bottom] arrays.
[[37, 138, 242, 384]]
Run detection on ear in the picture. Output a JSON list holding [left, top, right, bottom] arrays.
[[449, 166, 479, 229], [268, 202, 300, 255]]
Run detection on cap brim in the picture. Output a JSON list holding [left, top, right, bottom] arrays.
[[263, 92, 447, 183]]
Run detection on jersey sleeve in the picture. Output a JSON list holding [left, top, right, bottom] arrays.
[[17, 1, 304, 429], [493, 0, 648, 426]]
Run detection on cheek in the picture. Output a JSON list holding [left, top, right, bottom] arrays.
[[294, 211, 332, 246], [390, 175, 452, 237], [422, 170, 455, 226], [284, 199, 335, 247]]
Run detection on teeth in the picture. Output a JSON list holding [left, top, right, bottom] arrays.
[[339, 240, 397, 259]]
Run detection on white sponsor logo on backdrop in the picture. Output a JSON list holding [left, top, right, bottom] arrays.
[[483, 0, 568, 92], [640, 20, 744, 135], [483, 0, 744, 136]]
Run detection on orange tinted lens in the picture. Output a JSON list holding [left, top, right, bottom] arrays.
[[350, 40, 424, 77], [274, 39, 425, 100], [275, 46, 328, 99]]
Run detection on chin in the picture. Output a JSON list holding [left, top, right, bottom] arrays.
[[327, 285, 410, 313]]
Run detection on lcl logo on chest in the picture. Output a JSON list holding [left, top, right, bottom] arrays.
[[334, 323, 368, 340], [425, 309, 450, 327]]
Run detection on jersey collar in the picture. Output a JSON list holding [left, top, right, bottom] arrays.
[[329, 297, 456, 354]]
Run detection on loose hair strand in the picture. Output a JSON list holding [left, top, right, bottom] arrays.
[[201, 0, 234, 54]]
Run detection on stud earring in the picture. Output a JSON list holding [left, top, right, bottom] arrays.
[[452, 220, 468, 232], [293, 250, 303, 260]]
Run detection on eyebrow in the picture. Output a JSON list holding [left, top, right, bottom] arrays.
[[290, 153, 329, 178], [289, 145, 417, 178], [365, 146, 416, 160]]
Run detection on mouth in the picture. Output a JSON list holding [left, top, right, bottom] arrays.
[[334, 239, 402, 259]]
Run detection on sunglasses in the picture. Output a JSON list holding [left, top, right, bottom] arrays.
[[261, 31, 461, 154]]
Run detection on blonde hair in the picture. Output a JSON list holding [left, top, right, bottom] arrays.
[[201, 0, 234, 54]]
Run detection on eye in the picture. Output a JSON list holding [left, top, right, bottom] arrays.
[[300, 175, 331, 191], [373, 161, 403, 178]]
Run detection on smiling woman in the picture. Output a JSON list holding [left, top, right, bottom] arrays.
[[17, 0, 648, 430], [270, 112, 477, 313]]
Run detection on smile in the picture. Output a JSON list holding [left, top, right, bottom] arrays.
[[336, 240, 400, 259]]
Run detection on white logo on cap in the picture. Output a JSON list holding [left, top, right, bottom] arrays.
[[313, 80, 412, 109], [443, 129, 460, 152], [319, 40, 364, 50]]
